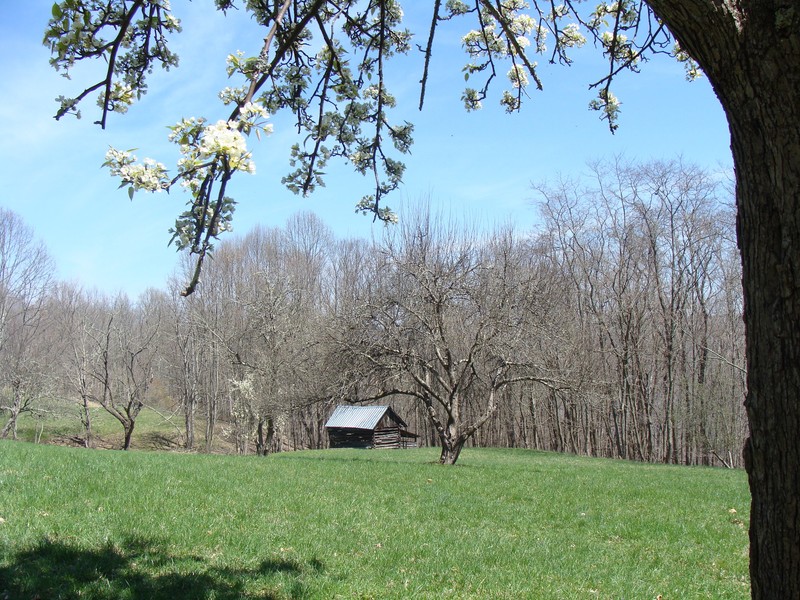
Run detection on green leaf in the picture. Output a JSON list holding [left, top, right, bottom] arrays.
[[52, 3, 62, 18], [464, 72, 469, 81], [128, 187, 135, 200]]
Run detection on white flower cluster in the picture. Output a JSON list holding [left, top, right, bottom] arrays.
[[589, 88, 622, 130], [355, 196, 398, 224], [238, 102, 273, 135], [462, 24, 505, 56], [167, 105, 272, 184], [446, 0, 470, 16], [225, 50, 246, 77], [460, 1, 551, 110], [601, 31, 638, 66], [362, 85, 380, 100], [98, 81, 135, 114], [501, 90, 519, 111], [462, 88, 482, 111], [673, 42, 703, 81], [558, 23, 586, 48], [349, 149, 372, 173], [507, 64, 529, 88], [105, 99, 273, 254], [198, 120, 254, 171], [375, 0, 403, 23], [511, 12, 535, 30], [104, 148, 168, 192], [361, 84, 397, 108], [163, 13, 180, 30], [219, 85, 248, 106]]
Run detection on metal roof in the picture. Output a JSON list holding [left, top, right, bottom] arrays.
[[324, 405, 406, 430]]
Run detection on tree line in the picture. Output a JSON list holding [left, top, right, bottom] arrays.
[[1, 159, 744, 466]]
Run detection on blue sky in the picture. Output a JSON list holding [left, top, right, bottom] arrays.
[[0, 1, 732, 298]]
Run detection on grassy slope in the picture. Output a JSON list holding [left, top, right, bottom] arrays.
[[12, 405, 188, 451], [0, 442, 750, 599]]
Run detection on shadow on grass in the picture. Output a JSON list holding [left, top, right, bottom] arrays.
[[0, 536, 324, 600]]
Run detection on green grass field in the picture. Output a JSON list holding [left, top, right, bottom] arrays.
[[0, 442, 750, 599], [11, 403, 189, 451]]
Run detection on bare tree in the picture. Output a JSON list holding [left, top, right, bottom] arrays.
[[339, 210, 561, 464], [0, 209, 55, 439], [184, 215, 336, 454], [169, 259, 229, 453], [535, 158, 745, 465], [160, 283, 209, 451], [51, 282, 108, 447], [88, 293, 161, 450]]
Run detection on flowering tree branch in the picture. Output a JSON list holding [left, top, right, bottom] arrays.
[[48, 0, 686, 294]]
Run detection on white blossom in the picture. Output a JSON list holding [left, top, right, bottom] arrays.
[[559, 23, 586, 48], [104, 147, 167, 192], [199, 120, 253, 170], [507, 64, 529, 88]]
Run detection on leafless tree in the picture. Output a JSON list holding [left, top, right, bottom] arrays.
[[86, 292, 162, 450], [338, 209, 562, 464], [50, 282, 110, 447], [535, 158, 745, 465], [184, 214, 337, 454], [0, 209, 56, 439]]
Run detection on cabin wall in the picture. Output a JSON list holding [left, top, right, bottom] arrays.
[[328, 427, 373, 449], [327, 426, 404, 449], [373, 426, 401, 449]]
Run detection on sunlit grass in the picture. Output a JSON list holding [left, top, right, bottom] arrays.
[[0, 442, 750, 599], [12, 402, 184, 450]]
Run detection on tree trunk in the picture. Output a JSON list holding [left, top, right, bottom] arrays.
[[255, 416, 275, 456], [80, 394, 92, 449], [733, 93, 800, 599], [439, 436, 465, 465], [184, 393, 195, 450], [714, 24, 800, 600], [1, 385, 24, 440], [122, 420, 135, 450], [644, 3, 800, 595], [205, 394, 217, 453], [0, 413, 17, 440]]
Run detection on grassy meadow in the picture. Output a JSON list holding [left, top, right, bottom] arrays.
[[0, 441, 750, 599], [11, 403, 190, 451]]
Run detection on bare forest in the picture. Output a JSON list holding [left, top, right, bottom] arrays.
[[1, 160, 746, 466]]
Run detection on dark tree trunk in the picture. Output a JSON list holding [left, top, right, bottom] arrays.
[[0, 413, 17, 440], [205, 394, 217, 453], [255, 416, 275, 456], [732, 88, 800, 600], [646, 2, 800, 596], [428, 405, 467, 465], [122, 420, 135, 450], [80, 394, 92, 449], [438, 437, 464, 465], [184, 394, 195, 450]]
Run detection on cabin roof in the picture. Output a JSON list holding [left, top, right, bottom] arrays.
[[324, 405, 407, 430]]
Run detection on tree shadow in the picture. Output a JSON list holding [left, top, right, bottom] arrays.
[[0, 536, 325, 600]]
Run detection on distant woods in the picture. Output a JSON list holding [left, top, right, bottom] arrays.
[[0, 159, 745, 465]]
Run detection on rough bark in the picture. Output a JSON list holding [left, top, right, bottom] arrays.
[[255, 416, 275, 456], [80, 394, 92, 448], [439, 434, 465, 465], [732, 78, 800, 600], [122, 420, 135, 451], [647, 1, 800, 596], [0, 411, 18, 440]]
